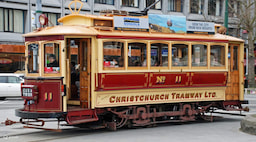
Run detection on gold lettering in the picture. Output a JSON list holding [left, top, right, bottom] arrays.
[[156, 76, 166, 84]]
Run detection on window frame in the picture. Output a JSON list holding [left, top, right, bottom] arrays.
[[26, 42, 40, 76], [168, 0, 184, 12], [171, 42, 190, 69], [190, 0, 204, 14], [127, 41, 148, 70], [42, 41, 62, 76], [150, 41, 170, 69], [121, 0, 139, 8], [191, 42, 208, 69], [209, 43, 227, 69], [95, 0, 114, 5], [0, 8, 25, 33], [102, 40, 125, 70]]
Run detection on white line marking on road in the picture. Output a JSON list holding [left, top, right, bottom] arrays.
[[0, 101, 8, 104]]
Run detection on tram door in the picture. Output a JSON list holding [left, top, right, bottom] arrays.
[[67, 38, 90, 108], [226, 44, 239, 100]]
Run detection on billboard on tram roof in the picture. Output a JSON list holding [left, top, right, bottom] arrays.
[[148, 14, 187, 34]]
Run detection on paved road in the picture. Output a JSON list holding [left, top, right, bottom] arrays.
[[0, 96, 256, 142]]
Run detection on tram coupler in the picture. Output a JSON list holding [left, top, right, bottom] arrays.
[[1, 118, 19, 126]]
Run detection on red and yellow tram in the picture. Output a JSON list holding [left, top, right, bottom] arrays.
[[13, 0, 248, 131]]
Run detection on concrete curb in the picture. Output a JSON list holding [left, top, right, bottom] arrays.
[[240, 114, 256, 135]]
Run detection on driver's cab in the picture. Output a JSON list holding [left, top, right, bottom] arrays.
[[24, 38, 91, 111]]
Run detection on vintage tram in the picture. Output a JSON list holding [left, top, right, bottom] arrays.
[[11, 0, 248, 131]]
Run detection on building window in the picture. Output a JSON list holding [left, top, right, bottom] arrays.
[[190, 0, 204, 14], [168, 0, 183, 12], [95, 0, 114, 5], [208, 0, 222, 16], [151, 43, 168, 67], [172, 44, 188, 66], [44, 43, 60, 73], [43, 13, 60, 25], [192, 44, 207, 66], [228, 0, 238, 17], [28, 43, 39, 73], [0, 8, 25, 33], [210, 45, 225, 67], [128, 43, 147, 67], [103, 41, 124, 68], [146, 0, 162, 10], [121, 0, 139, 7]]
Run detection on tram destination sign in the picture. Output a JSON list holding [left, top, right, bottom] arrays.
[[186, 21, 215, 34], [114, 16, 149, 32]]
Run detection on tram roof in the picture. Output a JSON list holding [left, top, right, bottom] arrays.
[[23, 24, 244, 43]]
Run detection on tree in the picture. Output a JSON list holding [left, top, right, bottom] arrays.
[[231, 0, 256, 88]]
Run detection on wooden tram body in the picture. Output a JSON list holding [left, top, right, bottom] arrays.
[[14, 1, 248, 130]]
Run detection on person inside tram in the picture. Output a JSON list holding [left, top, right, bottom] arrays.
[[47, 54, 59, 67]]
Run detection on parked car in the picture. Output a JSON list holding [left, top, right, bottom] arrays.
[[0, 73, 24, 100]]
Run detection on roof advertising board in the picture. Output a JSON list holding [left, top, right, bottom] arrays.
[[187, 21, 215, 34], [148, 14, 187, 33], [113, 16, 149, 31]]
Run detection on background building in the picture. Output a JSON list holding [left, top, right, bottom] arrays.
[[0, 0, 243, 73]]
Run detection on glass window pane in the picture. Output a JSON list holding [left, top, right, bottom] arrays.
[[151, 43, 168, 67], [190, 0, 204, 14], [168, 0, 183, 12], [192, 44, 207, 66], [9, 9, 13, 32], [103, 41, 124, 68], [4, 9, 8, 31], [0, 8, 3, 31], [121, 0, 138, 7], [233, 46, 238, 70], [210, 45, 225, 66], [172, 44, 188, 66], [95, 0, 114, 5], [0, 76, 7, 83], [44, 43, 60, 73], [128, 43, 147, 67], [14, 10, 23, 33], [28, 43, 39, 73], [146, 0, 162, 9], [8, 76, 18, 83]]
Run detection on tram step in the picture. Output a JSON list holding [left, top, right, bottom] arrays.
[[66, 109, 98, 125]]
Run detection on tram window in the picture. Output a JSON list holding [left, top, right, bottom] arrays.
[[233, 46, 238, 70], [44, 43, 60, 73], [192, 44, 207, 66], [103, 42, 124, 68], [172, 44, 188, 66], [210, 45, 225, 67], [28, 43, 39, 73], [151, 43, 168, 67], [128, 43, 147, 67]]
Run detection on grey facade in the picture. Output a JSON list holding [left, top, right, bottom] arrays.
[[0, 0, 242, 45]]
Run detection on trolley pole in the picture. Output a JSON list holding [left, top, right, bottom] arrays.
[[36, 0, 42, 28], [224, 0, 228, 35]]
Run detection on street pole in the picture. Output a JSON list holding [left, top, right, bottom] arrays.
[[224, 0, 228, 35], [35, 0, 42, 28]]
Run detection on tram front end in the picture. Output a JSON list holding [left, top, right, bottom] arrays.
[[15, 77, 66, 127]]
